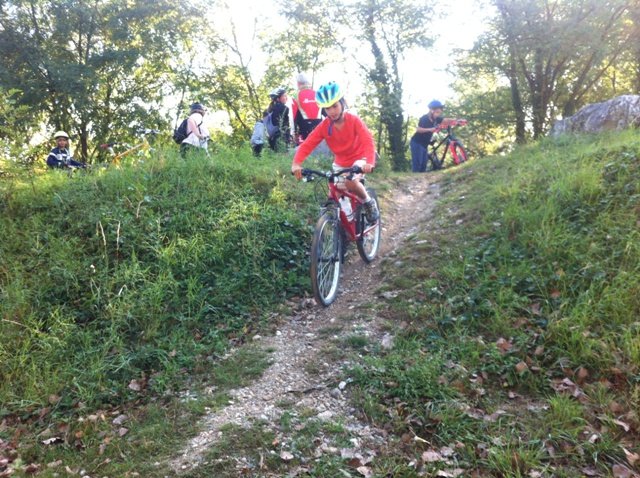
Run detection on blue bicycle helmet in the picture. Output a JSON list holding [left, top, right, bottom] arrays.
[[316, 81, 344, 108], [428, 100, 444, 110]]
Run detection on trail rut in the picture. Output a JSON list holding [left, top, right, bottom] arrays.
[[171, 174, 441, 473]]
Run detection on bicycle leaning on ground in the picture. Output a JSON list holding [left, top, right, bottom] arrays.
[[300, 166, 382, 306], [100, 129, 159, 165], [427, 119, 468, 170]]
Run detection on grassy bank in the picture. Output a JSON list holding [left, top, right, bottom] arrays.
[[346, 131, 640, 477], [0, 146, 331, 475]]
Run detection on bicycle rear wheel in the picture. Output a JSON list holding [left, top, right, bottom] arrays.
[[310, 211, 343, 306], [451, 142, 468, 165], [356, 189, 381, 263]]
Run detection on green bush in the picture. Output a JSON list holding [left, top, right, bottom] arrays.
[[0, 146, 315, 413]]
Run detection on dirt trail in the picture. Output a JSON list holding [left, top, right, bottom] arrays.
[[170, 175, 441, 473]]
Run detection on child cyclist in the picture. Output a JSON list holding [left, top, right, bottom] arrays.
[[291, 81, 379, 222]]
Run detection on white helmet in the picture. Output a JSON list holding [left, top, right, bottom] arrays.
[[54, 131, 70, 140]]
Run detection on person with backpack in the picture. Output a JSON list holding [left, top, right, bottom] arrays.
[[266, 88, 291, 152], [250, 111, 268, 157], [46, 131, 86, 169], [174, 103, 209, 158], [291, 73, 322, 144]]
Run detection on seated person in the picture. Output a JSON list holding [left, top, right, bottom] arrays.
[[46, 131, 85, 169]]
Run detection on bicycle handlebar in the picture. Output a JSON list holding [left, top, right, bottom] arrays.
[[301, 166, 364, 180], [433, 119, 468, 134]]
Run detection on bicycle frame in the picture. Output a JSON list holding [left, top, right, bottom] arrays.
[[304, 168, 377, 242], [429, 121, 467, 168]]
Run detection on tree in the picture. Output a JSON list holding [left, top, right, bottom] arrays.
[[265, 0, 340, 85], [348, 0, 434, 171], [490, 0, 634, 139], [0, 0, 200, 161]]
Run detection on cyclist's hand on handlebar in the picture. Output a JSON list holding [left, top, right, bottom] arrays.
[[361, 163, 374, 174], [291, 163, 303, 180]]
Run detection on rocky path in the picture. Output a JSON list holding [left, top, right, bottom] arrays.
[[170, 174, 441, 473]]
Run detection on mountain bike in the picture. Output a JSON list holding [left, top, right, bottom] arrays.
[[301, 166, 381, 306], [428, 119, 468, 170], [100, 129, 159, 165]]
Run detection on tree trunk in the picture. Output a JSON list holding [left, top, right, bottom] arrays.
[[507, 55, 526, 143]]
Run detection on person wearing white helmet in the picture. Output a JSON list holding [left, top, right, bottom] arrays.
[[46, 131, 86, 169]]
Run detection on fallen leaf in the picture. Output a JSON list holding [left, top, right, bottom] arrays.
[[484, 410, 507, 422], [534, 345, 545, 356], [496, 338, 512, 353], [280, 451, 294, 462], [24, 463, 40, 474], [128, 379, 142, 392], [422, 449, 444, 462], [46, 460, 63, 468], [581, 467, 599, 476], [42, 437, 63, 446], [112, 414, 128, 426], [356, 466, 373, 477], [609, 401, 624, 413], [612, 464, 633, 478], [530, 302, 542, 315], [48, 395, 60, 405], [577, 367, 589, 382], [623, 447, 640, 466], [440, 446, 455, 457], [550, 289, 561, 299], [118, 427, 129, 437], [613, 419, 631, 432], [515, 361, 529, 374]]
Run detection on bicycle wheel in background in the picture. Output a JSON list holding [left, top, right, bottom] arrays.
[[310, 211, 343, 306], [451, 142, 468, 165], [356, 188, 381, 263]]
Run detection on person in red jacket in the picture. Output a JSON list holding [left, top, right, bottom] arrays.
[[291, 81, 379, 222], [291, 73, 322, 143]]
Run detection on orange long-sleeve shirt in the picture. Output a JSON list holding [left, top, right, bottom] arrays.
[[293, 112, 376, 167]]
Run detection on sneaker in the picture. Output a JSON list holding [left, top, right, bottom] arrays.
[[363, 198, 379, 223]]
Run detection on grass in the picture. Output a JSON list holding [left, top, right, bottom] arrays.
[[0, 144, 336, 475], [343, 131, 640, 477]]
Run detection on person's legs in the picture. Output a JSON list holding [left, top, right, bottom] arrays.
[[410, 139, 424, 173], [268, 132, 280, 151], [344, 179, 379, 222], [252, 143, 263, 157], [180, 143, 190, 158], [419, 145, 428, 172]]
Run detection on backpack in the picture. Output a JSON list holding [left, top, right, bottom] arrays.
[[173, 118, 203, 144], [265, 112, 280, 138], [172, 118, 189, 144]]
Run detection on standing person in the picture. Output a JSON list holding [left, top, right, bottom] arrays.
[[291, 81, 379, 223], [180, 103, 209, 158], [291, 73, 322, 144], [46, 131, 86, 169], [267, 88, 291, 152], [410, 100, 461, 172], [250, 111, 268, 158]]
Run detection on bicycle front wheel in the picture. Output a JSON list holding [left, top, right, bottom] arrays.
[[310, 212, 343, 306], [356, 189, 381, 263], [451, 142, 468, 165]]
